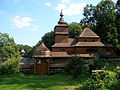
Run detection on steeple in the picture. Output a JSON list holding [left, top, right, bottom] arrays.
[[53, 10, 69, 44], [58, 10, 65, 24]]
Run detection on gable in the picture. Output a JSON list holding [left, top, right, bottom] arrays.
[[79, 28, 99, 38]]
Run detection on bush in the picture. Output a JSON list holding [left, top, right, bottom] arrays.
[[116, 44, 120, 56], [0, 57, 20, 74], [115, 66, 120, 79], [89, 56, 106, 74], [65, 56, 84, 78], [82, 70, 120, 90]]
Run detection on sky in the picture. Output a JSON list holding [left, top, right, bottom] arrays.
[[0, 0, 117, 46]]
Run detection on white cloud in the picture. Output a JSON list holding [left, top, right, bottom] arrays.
[[11, 16, 40, 32], [61, 0, 71, 3], [55, 4, 66, 10], [11, 16, 32, 28], [46, 2, 52, 7], [55, 3, 86, 16]]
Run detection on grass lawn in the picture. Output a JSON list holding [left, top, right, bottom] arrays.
[[0, 62, 119, 90], [0, 73, 80, 90]]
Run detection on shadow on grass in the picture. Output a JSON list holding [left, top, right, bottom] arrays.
[[0, 73, 80, 90]]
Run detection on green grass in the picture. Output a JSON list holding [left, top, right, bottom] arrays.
[[0, 61, 119, 90], [0, 73, 80, 90]]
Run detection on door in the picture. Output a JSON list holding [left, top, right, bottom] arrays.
[[36, 60, 49, 75]]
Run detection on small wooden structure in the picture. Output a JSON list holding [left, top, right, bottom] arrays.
[[33, 43, 51, 75]]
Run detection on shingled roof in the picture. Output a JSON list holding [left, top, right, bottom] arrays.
[[36, 43, 50, 51], [52, 43, 71, 47], [52, 38, 76, 47], [79, 28, 99, 38], [33, 43, 51, 57], [75, 42, 105, 47]]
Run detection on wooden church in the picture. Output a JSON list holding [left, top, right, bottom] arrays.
[[32, 11, 116, 75]]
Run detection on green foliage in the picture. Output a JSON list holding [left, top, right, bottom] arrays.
[[54, 69, 66, 75], [0, 57, 20, 74], [42, 31, 55, 50], [84, 73, 106, 90], [0, 33, 20, 74], [81, 0, 118, 44], [0, 61, 120, 90], [80, 59, 120, 90], [89, 56, 106, 74], [81, 4, 96, 24], [65, 56, 84, 78], [95, 0, 118, 44], [116, 0, 120, 41], [116, 67, 120, 79], [82, 70, 120, 90], [0, 33, 20, 62], [68, 23, 82, 38]]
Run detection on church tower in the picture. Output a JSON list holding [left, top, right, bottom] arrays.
[[54, 10, 69, 43]]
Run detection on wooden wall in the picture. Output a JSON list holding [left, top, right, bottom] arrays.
[[55, 35, 68, 43], [52, 47, 75, 53], [77, 37, 100, 42]]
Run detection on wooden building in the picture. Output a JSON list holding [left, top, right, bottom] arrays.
[[32, 11, 116, 75]]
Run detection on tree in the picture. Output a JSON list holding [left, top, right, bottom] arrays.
[[116, 0, 120, 41], [95, 0, 118, 44], [81, 4, 96, 25], [0, 33, 20, 62], [68, 23, 82, 38], [81, 0, 118, 44], [0, 33, 20, 74], [42, 31, 55, 50]]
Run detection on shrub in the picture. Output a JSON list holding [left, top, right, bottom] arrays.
[[65, 56, 84, 78], [89, 56, 106, 74], [115, 66, 120, 79], [0, 57, 20, 74], [82, 70, 120, 90]]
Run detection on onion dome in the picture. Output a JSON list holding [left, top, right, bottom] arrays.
[[58, 10, 66, 24], [21, 49, 25, 54]]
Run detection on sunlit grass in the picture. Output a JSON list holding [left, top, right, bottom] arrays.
[[0, 73, 80, 90]]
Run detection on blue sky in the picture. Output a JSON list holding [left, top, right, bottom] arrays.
[[0, 0, 117, 46]]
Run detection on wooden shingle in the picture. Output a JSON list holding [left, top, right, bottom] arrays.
[[33, 43, 51, 57], [79, 28, 99, 38]]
